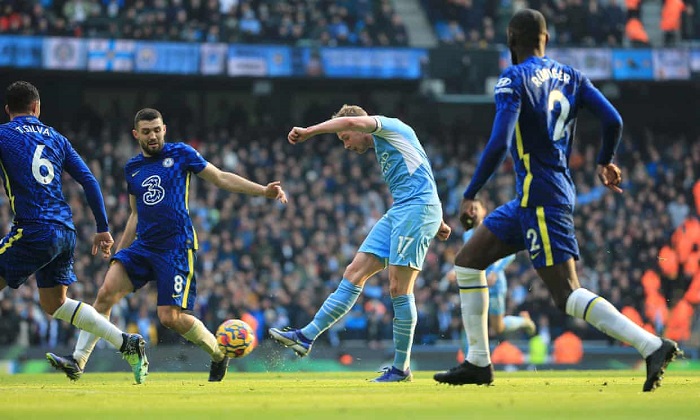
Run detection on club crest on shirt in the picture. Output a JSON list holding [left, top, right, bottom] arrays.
[[163, 158, 174, 167]]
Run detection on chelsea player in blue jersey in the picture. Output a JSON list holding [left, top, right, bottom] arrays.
[[47, 108, 287, 382], [0, 81, 147, 383], [269, 104, 451, 382], [434, 10, 679, 392]]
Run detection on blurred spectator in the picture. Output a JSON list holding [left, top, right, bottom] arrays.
[[661, 0, 686, 46], [0, 0, 408, 47], [4, 0, 699, 47]]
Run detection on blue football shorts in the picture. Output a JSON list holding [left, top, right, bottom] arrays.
[[358, 204, 442, 269], [112, 241, 197, 309], [0, 223, 77, 289], [483, 199, 579, 269]]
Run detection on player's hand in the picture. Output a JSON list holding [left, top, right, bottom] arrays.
[[459, 198, 478, 230], [435, 220, 451, 241], [92, 231, 114, 260], [264, 181, 288, 204], [288, 127, 312, 144], [597, 163, 623, 193]]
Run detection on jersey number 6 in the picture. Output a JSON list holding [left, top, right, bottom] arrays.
[[32, 145, 55, 185]]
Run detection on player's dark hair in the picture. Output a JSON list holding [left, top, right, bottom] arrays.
[[332, 104, 368, 118], [134, 108, 163, 128], [508, 8, 547, 50], [5, 81, 40, 114]]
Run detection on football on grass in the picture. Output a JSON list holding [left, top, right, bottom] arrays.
[[216, 319, 255, 358]]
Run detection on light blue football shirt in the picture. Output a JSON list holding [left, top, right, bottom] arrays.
[[370, 116, 440, 207]]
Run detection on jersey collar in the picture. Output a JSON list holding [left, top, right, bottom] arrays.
[[12, 115, 41, 124]]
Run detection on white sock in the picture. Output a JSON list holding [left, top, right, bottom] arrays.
[[52, 298, 124, 351], [73, 313, 109, 370], [503, 316, 527, 333], [182, 318, 225, 361], [566, 288, 662, 358], [456, 266, 490, 367]]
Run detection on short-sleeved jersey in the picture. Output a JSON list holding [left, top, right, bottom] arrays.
[[0, 115, 83, 230], [370, 116, 440, 207], [125, 142, 207, 250], [495, 56, 591, 207]]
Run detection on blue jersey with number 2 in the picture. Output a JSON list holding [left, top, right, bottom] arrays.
[[495, 56, 592, 207]]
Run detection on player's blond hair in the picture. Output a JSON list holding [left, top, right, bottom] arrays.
[[332, 104, 367, 118]]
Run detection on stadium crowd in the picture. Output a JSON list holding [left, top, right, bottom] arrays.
[[1, 0, 698, 47], [0, 0, 409, 46], [0, 100, 697, 355]]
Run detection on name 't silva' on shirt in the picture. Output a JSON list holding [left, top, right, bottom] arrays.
[[14, 125, 50, 135]]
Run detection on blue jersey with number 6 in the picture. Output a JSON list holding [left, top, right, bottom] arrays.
[[0, 115, 99, 231], [495, 56, 591, 207]]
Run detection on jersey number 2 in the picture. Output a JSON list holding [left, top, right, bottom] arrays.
[[547, 90, 571, 141], [32, 145, 55, 184]]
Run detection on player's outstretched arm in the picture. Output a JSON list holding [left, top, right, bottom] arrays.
[[197, 163, 288, 203], [288, 116, 377, 144]]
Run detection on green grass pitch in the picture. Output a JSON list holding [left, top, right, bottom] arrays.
[[1, 370, 699, 419]]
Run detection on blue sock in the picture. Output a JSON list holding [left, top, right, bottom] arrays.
[[391, 294, 417, 372], [300, 279, 362, 341]]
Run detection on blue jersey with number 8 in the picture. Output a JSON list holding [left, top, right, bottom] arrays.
[[494, 56, 592, 208]]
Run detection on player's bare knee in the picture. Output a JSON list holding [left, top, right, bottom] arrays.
[[343, 263, 369, 286], [95, 285, 121, 309], [157, 307, 182, 330], [158, 313, 177, 330], [388, 283, 401, 297], [342, 267, 361, 284], [41, 297, 64, 315], [552, 294, 569, 313]]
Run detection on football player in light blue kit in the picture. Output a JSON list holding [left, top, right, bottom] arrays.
[[47, 108, 288, 382], [434, 9, 679, 391], [269, 104, 451, 382], [0, 81, 147, 383], [462, 199, 535, 338]]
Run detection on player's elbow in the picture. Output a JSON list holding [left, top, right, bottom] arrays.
[[603, 110, 623, 134], [611, 114, 623, 133], [343, 117, 373, 133]]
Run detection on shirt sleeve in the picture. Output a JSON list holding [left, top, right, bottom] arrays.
[[579, 76, 623, 165], [64, 142, 109, 232], [181, 143, 208, 173], [370, 116, 409, 139], [493, 67, 522, 113], [124, 163, 135, 196], [462, 69, 522, 200]]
